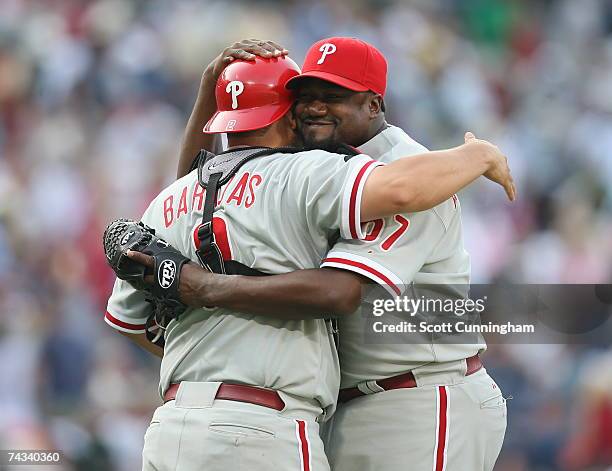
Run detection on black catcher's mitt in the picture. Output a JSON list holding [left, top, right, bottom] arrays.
[[103, 219, 191, 345]]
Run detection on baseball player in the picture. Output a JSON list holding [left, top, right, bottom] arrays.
[[168, 38, 509, 471], [105, 56, 512, 471], [294, 38, 507, 471]]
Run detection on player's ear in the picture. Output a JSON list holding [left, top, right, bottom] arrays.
[[368, 94, 384, 118], [289, 103, 298, 131], [287, 107, 304, 146], [279, 112, 300, 145]]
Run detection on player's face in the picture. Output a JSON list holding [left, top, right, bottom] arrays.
[[293, 78, 375, 150]]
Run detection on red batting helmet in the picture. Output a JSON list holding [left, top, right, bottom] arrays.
[[204, 56, 301, 134]]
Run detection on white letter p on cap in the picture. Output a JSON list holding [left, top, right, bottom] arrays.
[[317, 43, 337, 64]]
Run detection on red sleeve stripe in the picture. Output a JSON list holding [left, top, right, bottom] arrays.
[[348, 159, 381, 239], [104, 311, 147, 332], [321, 257, 402, 296]]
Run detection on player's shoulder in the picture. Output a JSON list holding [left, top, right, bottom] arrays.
[[386, 126, 462, 224], [377, 125, 429, 163], [268, 148, 367, 170], [291, 148, 350, 161], [373, 126, 461, 223]]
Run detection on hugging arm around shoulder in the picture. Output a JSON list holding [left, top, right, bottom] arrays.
[[181, 265, 363, 319], [360, 144, 490, 220]]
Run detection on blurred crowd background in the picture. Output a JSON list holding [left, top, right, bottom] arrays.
[[0, 0, 611, 469]]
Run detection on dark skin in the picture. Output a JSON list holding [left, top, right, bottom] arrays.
[[293, 77, 386, 150], [124, 253, 361, 319]]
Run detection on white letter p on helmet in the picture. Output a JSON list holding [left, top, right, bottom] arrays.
[[226, 80, 245, 110]]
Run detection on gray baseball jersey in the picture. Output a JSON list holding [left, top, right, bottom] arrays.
[[105, 149, 381, 418], [320, 126, 486, 389]]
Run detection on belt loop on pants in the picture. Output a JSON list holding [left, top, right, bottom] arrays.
[[164, 382, 286, 411], [338, 354, 483, 404]]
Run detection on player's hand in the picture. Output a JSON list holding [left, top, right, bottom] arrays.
[[464, 132, 517, 201], [204, 39, 289, 82], [126, 250, 213, 307], [124, 250, 155, 285]]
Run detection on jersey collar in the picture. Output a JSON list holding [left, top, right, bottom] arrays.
[[357, 125, 406, 158]]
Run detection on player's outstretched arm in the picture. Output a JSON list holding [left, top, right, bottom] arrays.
[[181, 266, 362, 318], [126, 250, 363, 319], [360, 132, 516, 221], [177, 40, 289, 178]]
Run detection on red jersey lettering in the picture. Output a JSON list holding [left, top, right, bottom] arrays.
[[363, 219, 385, 242], [193, 215, 232, 260], [226, 172, 249, 206], [192, 183, 205, 211], [381, 215, 410, 251], [177, 186, 188, 218], [163, 195, 174, 227], [245, 174, 262, 208]]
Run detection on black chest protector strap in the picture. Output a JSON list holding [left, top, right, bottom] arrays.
[[196, 146, 301, 276]]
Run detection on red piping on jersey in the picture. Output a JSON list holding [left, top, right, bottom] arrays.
[[348, 160, 378, 239], [105, 311, 146, 331], [321, 257, 401, 295], [435, 385, 449, 471], [451, 194, 458, 209], [296, 420, 311, 471]]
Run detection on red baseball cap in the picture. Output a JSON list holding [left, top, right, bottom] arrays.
[[286, 37, 387, 96]]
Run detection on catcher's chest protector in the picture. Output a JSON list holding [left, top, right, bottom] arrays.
[[196, 146, 302, 276]]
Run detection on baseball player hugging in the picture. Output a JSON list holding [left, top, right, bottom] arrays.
[[103, 38, 514, 471]]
